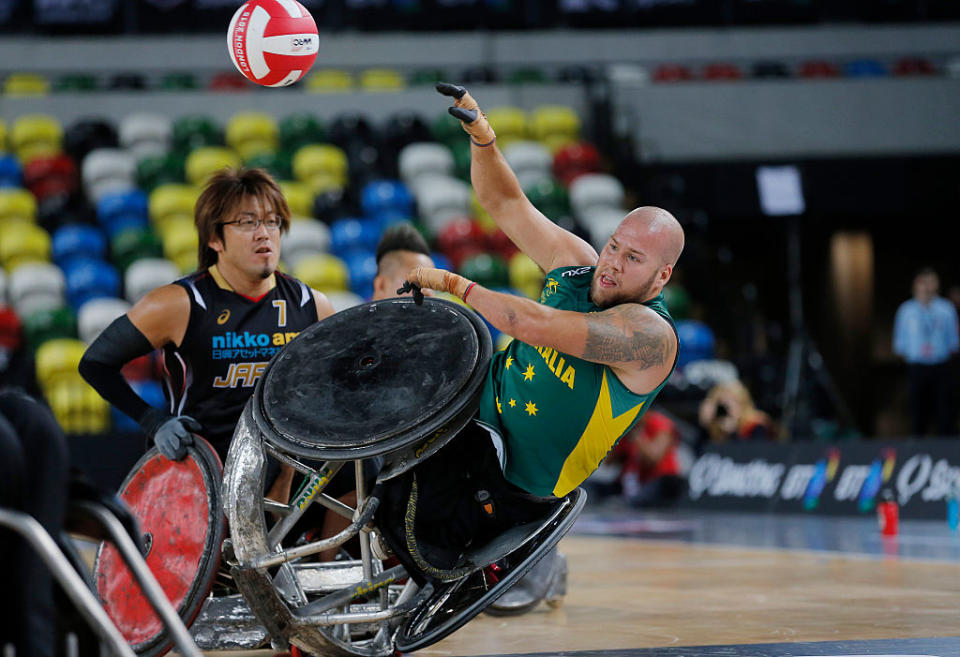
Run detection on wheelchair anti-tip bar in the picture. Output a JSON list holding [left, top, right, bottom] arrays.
[[0, 507, 136, 657]]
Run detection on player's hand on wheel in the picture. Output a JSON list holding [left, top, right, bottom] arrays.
[[436, 82, 496, 146], [145, 413, 200, 461]]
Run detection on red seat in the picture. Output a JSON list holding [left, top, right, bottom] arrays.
[[702, 62, 744, 80], [798, 60, 841, 78], [653, 64, 694, 83], [893, 57, 935, 76], [553, 141, 601, 187], [208, 72, 250, 91], [23, 153, 78, 202]]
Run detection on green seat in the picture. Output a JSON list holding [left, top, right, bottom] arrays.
[[431, 113, 464, 147], [54, 73, 98, 93], [137, 152, 185, 192], [172, 115, 223, 155], [524, 178, 570, 219], [111, 227, 164, 273], [279, 114, 327, 153], [459, 253, 509, 290], [160, 72, 198, 91], [662, 284, 690, 321], [409, 69, 447, 87], [23, 306, 77, 350], [508, 68, 548, 85], [245, 150, 293, 181], [449, 139, 471, 182]]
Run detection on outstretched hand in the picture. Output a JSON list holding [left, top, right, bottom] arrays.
[[406, 266, 476, 302], [436, 82, 496, 146]]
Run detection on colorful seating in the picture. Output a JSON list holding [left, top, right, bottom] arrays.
[[77, 297, 131, 344], [119, 113, 173, 161], [399, 142, 455, 184], [226, 112, 279, 161], [1, 223, 51, 272], [0, 188, 37, 223], [293, 144, 349, 187], [82, 148, 137, 202], [62, 257, 122, 309], [292, 253, 349, 292], [23, 153, 78, 202], [360, 68, 406, 91], [51, 224, 108, 268], [306, 69, 353, 93], [124, 257, 180, 303], [8, 263, 65, 319], [22, 306, 76, 348], [3, 73, 50, 97], [185, 146, 242, 186], [10, 114, 63, 163], [282, 219, 331, 269]]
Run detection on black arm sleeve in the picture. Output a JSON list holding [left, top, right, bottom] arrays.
[[78, 315, 169, 431]]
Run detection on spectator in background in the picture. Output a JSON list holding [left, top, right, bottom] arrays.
[[893, 267, 959, 436], [615, 409, 686, 508], [698, 379, 774, 445]]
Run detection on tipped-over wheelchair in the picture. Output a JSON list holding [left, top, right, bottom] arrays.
[[99, 298, 584, 655]]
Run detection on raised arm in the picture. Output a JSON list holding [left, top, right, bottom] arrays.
[[436, 83, 597, 274]]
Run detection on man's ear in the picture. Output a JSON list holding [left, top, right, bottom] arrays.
[[372, 274, 386, 298], [208, 237, 224, 255]]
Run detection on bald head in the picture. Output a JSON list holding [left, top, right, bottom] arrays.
[[621, 206, 685, 268]]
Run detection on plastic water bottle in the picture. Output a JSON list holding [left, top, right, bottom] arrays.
[[877, 488, 899, 537], [947, 480, 959, 533]]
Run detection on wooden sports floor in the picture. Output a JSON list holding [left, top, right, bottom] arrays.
[[208, 509, 960, 657]]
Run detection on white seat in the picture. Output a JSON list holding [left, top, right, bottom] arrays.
[[398, 142, 454, 184], [282, 219, 331, 269], [119, 113, 172, 161], [78, 297, 132, 344], [578, 206, 627, 251], [0, 268, 6, 305], [412, 175, 471, 233], [124, 257, 181, 304], [324, 290, 365, 313], [569, 173, 625, 220], [503, 141, 552, 181], [82, 148, 136, 196], [9, 263, 66, 315]]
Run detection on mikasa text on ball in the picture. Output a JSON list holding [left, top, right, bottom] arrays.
[[228, 0, 319, 87]]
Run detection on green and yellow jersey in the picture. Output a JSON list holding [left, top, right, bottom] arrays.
[[477, 265, 677, 497]]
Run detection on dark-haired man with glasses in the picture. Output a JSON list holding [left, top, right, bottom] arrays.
[[81, 168, 335, 464]]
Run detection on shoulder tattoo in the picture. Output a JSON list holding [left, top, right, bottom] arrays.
[[583, 304, 672, 367]]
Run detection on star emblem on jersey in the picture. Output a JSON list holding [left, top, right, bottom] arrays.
[[508, 398, 516, 408], [525, 401, 538, 416], [522, 364, 535, 381], [496, 397, 502, 413], [504, 356, 514, 370]]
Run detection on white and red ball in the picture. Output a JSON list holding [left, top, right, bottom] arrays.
[[228, 0, 319, 87]]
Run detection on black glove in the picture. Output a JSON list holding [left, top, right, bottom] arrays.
[[436, 82, 496, 146], [139, 408, 200, 461]]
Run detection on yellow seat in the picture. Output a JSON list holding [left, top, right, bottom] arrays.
[[306, 69, 353, 93], [293, 253, 349, 293], [172, 251, 199, 274], [542, 134, 579, 155], [531, 106, 581, 144], [0, 188, 38, 223], [226, 112, 278, 161], [1, 223, 50, 272], [185, 146, 242, 186], [35, 338, 86, 389], [149, 183, 200, 225], [278, 181, 314, 218], [304, 173, 343, 196], [360, 68, 406, 92], [509, 252, 545, 300], [160, 217, 199, 264], [46, 379, 110, 434], [292, 144, 348, 186], [4, 73, 50, 97], [11, 114, 63, 162], [485, 107, 528, 144], [0, 117, 6, 150]]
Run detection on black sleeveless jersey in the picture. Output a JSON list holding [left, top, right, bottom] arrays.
[[162, 266, 318, 459]]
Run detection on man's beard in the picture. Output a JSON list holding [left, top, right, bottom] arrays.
[[590, 269, 659, 309], [258, 265, 273, 280]]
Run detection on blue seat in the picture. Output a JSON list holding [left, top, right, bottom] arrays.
[[330, 217, 381, 256], [430, 251, 453, 272], [845, 59, 888, 78], [361, 179, 414, 217], [111, 379, 165, 432], [342, 250, 378, 300], [97, 189, 149, 226], [0, 154, 21, 187], [676, 319, 715, 369], [62, 258, 121, 310], [51, 224, 107, 268]]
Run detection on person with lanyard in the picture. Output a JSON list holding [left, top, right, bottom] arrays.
[[893, 267, 959, 436]]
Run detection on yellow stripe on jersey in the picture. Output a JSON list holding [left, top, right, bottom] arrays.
[[553, 369, 645, 497]]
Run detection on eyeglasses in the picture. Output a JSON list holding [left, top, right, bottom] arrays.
[[222, 214, 283, 232]]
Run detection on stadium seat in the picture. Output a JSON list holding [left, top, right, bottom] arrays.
[[312, 187, 354, 225], [62, 258, 121, 309], [361, 179, 414, 218], [359, 68, 406, 91], [22, 153, 78, 201], [35, 337, 87, 388], [531, 106, 581, 145], [303, 172, 345, 197], [508, 68, 548, 85], [159, 217, 199, 272], [342, 250, 378, 298], [503, 141, 554, 187], [82, 148, 136, 202], [485, 107, 528, 147], [226, 112, 279, 161], [1, 223, 51, 272], [119, 113, 173, 161], [460, 252, 510, 289], [64, 118, 119, 164], [0, 188, 37, 223], [110, 227, 164, 273], [98, 188, 149, 227], [412, 175, 471, 233], [430, 112, 464, 146], [751, 61, 792, 78], [524, 177, 570, 220], [124, 257, 180, 304], [662, 283, 691, 320], [579, 206, 626, 251], [408, 68, 446, 87], [653, 64, 695, 82], [702, 62, 744, 80], [605, 63, 649, 87], [8, 263, 66, 318], [329, 113, 379, 151], [292, 253, 349, 292], [137, 152, 186, 192], [329, 218, 381, 256], [0, 306, 19, 352], [51, 224, 108, 268], [172, 115, 223, 154], [569, 173, 624, 216], [46, 379, 110, 434], [798, 60, 841, 78], [893, 57, 935, 76], [306, 69, 353, 93], [208, 71, 250, 91], [148, 183, 199, 227], [293, 144, 349, 186], [0, 269, 6, 306], [185, 146, 242, 186], [77, 296, 131, 344], [278, 180, 314, 218], [0, 154, 21, 187], [22, 306, 76, 348], [461, 66, 498, 84], [435, 217, 487, 264], [244, 150, 293, 181], [845, 59, 888, 78], [10, 114, 63, 162], [676, 319, 716, 369], [553, 141, 601, 186], [279, 113, 327, 152], [112, 379, 165, 432], [109, 72, 147, 90], [508, 252, 545, 299], [53, 73, 99, 93], [558, 64, 599, 84], [160, 72, 198, 91], [324, 290, 365, 312], [398, 142, 454, 184], [282, 219, 331, 268], [3, 73, 50, 97]]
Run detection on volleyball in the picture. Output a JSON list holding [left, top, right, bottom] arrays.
[[227, 0, 319, 87]]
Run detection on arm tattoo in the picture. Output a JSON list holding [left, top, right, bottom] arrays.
[[583, 304, 671, 367]]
